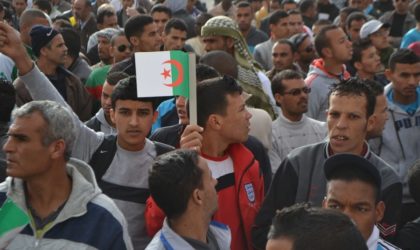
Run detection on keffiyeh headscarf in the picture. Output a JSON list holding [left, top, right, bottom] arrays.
[[201, 16, 263, 87]]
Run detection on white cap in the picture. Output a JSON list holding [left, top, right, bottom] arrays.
[[359, 20, 390, 39]]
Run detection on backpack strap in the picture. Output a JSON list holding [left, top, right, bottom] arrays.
[[89, 134, 118, 184]]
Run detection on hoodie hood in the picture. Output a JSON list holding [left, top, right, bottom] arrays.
[[308, 58, 351, 80], [4, 158, 101, 227]]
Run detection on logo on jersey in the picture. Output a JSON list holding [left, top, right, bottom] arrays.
[[244, 183, 255, 203]]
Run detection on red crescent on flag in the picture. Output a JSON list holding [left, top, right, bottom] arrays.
[[162, 59, 183, 87]]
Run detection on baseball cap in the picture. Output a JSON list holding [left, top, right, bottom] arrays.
[[324, 154, 381, 189], [30, 25, 59, 57], [359, 20, 390, 40]]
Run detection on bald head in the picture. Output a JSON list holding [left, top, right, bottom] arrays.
[[19, 9, 51, 45], [200, 50, 238, 78]]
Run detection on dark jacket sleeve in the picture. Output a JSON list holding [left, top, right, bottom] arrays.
[[251, 158, 298, 250], [378, 182, 402, 242], [395, 217, 420, 250]]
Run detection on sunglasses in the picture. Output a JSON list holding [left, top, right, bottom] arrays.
[[283, 86, 311, 96], [117, 44, 132, 52]]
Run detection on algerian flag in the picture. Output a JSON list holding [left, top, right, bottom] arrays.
[[0, 198, 30, 248], [135, 51, 190, 98]]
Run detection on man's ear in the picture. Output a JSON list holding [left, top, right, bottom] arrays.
[[366, 114, 375, 134], [152, 111, 158, 123], [226, 37, 235, 50], [354, 61, 363, 72], [384, 69, 393, 82], [322, 47, 332, 59], [207, 114, 222, 130], [274, 93, 283, 106], [49, 139, 66, 160], [191, 188, 204, 206], [129, 36, 139, 47], [375, 201, 385, 222], [110, 108, 116, 124]]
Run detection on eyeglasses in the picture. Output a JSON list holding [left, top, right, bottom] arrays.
[[283, 86, 311, 96], [117, 44, 132, 52]]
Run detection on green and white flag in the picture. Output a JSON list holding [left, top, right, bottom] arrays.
[[135, 51, 190, 98], [0, 198, 30, 248]]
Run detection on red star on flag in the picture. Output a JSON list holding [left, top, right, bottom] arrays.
[[161, 68, 171, 79]]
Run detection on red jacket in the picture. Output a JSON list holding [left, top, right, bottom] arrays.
[[145, 143, 264, 250]]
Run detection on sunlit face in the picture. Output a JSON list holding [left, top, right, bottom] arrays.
[[163, 28, 187, 51], [386, 63, 420, 103], [203, 35, 231, 52], [152, 11, 170, 35], [43, 34, 68, 65], [272, 43, 295, 70], [288, 14, 304, 36], [266, 237, 294, 250], [324, 28, 353, 63], [356, 45, 381, 75], [131, 22, 161, 52], [270, 17, 289, 39], [324, 180, 384, 241], [327, 94, 374, 154], [3, 113, 56, 180], [369, 27, 389, 50], [217, 93, 252, 144], [110, 100, 157, 151], [97, 36, 112, 63], [176, 96, 189, 124], [275, 78, 308, 120], [110, 35, 132, 63], [101, 81, 115, 119]]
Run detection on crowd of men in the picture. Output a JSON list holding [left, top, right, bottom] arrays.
[[0, 0, 419, 249]]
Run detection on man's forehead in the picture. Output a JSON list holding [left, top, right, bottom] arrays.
[[392, 62, 420, 72], [114, 99, 154, 110]]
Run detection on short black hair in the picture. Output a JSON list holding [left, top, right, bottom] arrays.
[[124, 14, 154, 42], [299, 0, 315, 13], [269, 10, 289, 25], [197, 75, 243, 127], [313, 19, 332, 27], [271, 69, 303, 95], [364, 79, 384, 97], [196, 64, 220, 82], [388, 49, 420, 71], [324, 154, 382, 203], [287, 9, 301, 16], [106, 71, 129, 86], [329, 78, 376, 118], [274, 39, 296, 53], [33, 0, 51, 14], [268, 203, 367, 250], [314, 24, 339, 58], [96, 4, 116, 24], [149, 149, 203, 219], [345, 12, 367, 30], [281, 0, 297, 8], [111, 76, 158, 109], [236, 0, 251, 8], [199, 50, 238, 78], [351, 38, 373, 66], [408, 160, 420, 205], [59, 27, 81, 59], [164, 18, 187, 34], [150, 4, 172, 17]]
